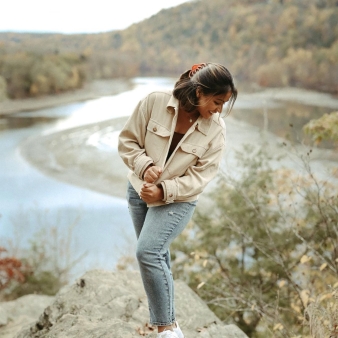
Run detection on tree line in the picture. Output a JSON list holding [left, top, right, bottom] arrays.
[[0, 0, 337, 99]]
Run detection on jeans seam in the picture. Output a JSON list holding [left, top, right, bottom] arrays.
[[155, 204, 190, 324]]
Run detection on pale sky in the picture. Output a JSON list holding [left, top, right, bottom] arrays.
[[0, 0, 190, 34]]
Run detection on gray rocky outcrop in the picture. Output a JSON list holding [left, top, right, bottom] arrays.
[[1, 270, 248, 338], [0, 294, 53, 338]]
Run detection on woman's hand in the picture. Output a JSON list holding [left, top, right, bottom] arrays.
[[143, 165, 162, 183], [140, 183, 164, 203]]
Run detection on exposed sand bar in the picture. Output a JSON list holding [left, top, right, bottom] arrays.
[[19, 116, 338, 201], [20, 116, 130, 199]]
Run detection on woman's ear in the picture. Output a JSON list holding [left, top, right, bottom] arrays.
[[196, 87, 201, 98]]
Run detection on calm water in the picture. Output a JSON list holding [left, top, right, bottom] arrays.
[[0, 77, 335, 281], [234, 100, 334, 148]]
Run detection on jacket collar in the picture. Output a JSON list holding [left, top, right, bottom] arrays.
[[167, 95, 213, 136]]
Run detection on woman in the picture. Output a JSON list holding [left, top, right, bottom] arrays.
[[118, 62, 237, 338]]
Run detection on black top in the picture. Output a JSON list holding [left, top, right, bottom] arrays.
[[166, 132, 184, 162]]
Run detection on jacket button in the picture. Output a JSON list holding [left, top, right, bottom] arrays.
[[192, 149, 196, 153], [153, 127, 157, 132], [169, 194, 173, 198]]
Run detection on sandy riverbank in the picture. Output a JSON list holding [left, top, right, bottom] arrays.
[[20, 116, 131, 199], [19, 115, 338, 201]]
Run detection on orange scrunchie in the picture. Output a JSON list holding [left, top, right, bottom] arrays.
[[189, 63, 207, 78]]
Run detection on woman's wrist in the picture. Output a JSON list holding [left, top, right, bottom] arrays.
[[142, 163, 154, 180], [156, 183, 164, 201], [156, 184, 164, 200]]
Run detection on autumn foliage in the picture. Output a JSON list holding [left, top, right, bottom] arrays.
[[303, 111, 338, 145], [0, 247, 25, 290], [171, 144, 338, 337], [0, 0, 337, 99]]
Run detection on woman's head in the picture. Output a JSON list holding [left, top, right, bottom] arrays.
[[173, 62, 237, 116]]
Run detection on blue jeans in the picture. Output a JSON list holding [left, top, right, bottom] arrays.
[[126, 182, 197, 326]]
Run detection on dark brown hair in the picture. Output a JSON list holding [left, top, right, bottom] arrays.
[[173, 62, 237, 116]]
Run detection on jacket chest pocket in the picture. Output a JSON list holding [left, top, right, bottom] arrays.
[[145, 119, 171, 162], [166, 143, 208, 177], [180, 143, 207, 158]]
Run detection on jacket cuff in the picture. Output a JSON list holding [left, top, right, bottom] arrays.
[[160, 180, 177, 204], [134, 156, 154, 181]]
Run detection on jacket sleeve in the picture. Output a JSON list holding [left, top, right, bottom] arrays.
[[118, 96, 154, 180], [160, 128, 226, 203]]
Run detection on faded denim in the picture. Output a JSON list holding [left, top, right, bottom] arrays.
[[126, 181, 197, 326]]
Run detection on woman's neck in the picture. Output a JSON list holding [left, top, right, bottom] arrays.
[[175, 108, 199, 134]]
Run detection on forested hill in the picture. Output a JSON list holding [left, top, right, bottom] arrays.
[[1, 0, 337, 99]]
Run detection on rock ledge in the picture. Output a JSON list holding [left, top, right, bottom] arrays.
[[1, 270, 248, 338]]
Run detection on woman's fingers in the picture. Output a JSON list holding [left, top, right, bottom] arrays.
[[140, 183, 153, 193], [146, 171, 156, 182], [140, 183, 162, 203], [144, 166, 162, 183]]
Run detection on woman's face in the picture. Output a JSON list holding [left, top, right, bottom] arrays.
[[197, 91, 232, 119]]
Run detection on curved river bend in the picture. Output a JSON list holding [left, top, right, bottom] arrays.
[[0, 77, 336, 281]]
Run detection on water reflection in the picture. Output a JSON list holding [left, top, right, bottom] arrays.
[[234, 101, 333, 148], [1, 115, 58, 130], [0, 102, 85, 130]]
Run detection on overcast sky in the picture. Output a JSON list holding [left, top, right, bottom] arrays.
[[1, 0, 190, 34]]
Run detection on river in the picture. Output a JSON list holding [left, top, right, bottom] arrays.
[[0, 77, 177, 280], [0, 77, 337, 281]]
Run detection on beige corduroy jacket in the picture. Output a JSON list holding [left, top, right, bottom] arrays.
[[118, 90, 226, 207]]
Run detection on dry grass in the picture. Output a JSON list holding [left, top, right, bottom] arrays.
[[305, 287, 338, 338]]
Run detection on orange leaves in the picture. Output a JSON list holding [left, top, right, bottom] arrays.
[[0, 247, 26, 290], [136, 323, 155, 336]]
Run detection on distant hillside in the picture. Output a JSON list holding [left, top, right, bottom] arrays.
[[0, 0, 337, 99]]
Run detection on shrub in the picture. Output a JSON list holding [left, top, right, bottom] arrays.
[[303, 111, 338, 146], [0, 210, 85, 301], [171, 143, 338, 337], [0, 247, 25, 291]]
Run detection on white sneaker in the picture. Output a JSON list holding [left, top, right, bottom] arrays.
[[173, 322, 184, 338], [157, 329, 179, 338]]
